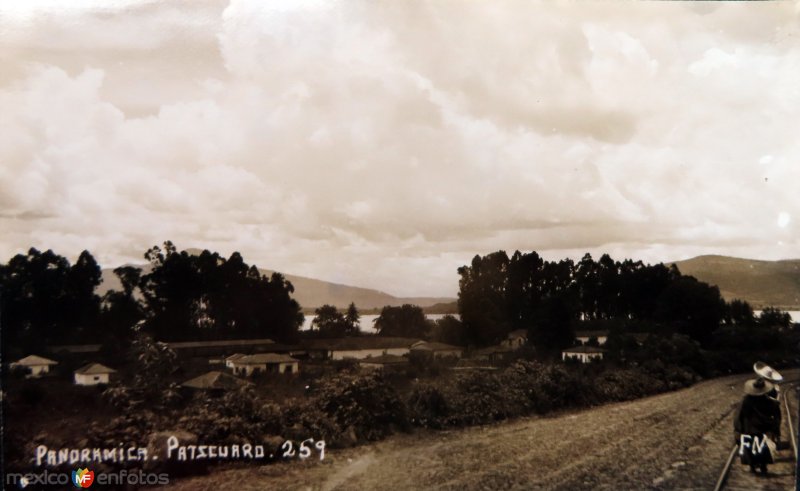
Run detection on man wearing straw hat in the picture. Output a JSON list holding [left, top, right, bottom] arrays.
[[734, 377, 781, 475]]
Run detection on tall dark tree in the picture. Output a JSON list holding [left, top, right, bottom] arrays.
[[725, 299, 756, 326], [345, 302, 360, 333], [374, 304, 430, 338], [99, 266, 144, 353], [655, 276, 725, 346], [529, 295, 575, 352], [429, 315, 466, 345], [757, 307, 792, 329], [0, 248, 102, 352], [137, 242, 303, 343], [312, 304, 349, 337], [457, 251, 511, 346]]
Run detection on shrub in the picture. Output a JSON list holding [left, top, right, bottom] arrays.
[[311, 372, 409, 443]]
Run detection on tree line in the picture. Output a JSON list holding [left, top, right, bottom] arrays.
[[0, 242, 303, 355], [457, 250, 787, 351]]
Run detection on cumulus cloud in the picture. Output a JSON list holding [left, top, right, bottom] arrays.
[[0, 1, 798, 297]]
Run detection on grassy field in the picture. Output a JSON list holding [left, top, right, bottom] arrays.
[[164, 370, 798, 490]]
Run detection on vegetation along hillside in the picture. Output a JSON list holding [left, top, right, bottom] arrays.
[[671, 255, 800, 309]]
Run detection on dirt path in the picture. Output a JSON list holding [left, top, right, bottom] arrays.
[[165, 371, 799, 491]]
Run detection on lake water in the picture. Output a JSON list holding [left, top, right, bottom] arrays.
[[754, 310, 799, 323], [301, 313, 457, 334], [301, 310, 798, 334]]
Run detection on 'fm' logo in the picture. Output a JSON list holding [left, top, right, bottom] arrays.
[[72, 468, 94, 488]]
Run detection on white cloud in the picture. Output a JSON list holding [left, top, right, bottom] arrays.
[[0, 1, 799, 297]]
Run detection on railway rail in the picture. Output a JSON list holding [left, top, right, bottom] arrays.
[[714, 381, 799, 491]]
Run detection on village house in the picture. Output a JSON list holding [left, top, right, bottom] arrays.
[[11, 355, 58, 377], [230, 353, 300, 376], [501, 329, 528, 349], [574, 330, 609, 346], [409, 341, 464, 360], [182, 371, 252, 395], [74, 363, 116, 386], [562, 345, 606, 363], [225, 353, 246, 369], [304, 337, 421, 361], [165, 338, 276, 358]]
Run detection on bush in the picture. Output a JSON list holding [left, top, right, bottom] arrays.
[[310, 372, 409, 445]]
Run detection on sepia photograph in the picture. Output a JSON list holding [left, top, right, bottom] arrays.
[[1, 1, 799, 489]]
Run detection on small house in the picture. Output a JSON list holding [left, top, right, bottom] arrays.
[[230, 353, 300, 376], [74, 363, 116, 386], [562, 345, 605, 363], [11, 355, 58, 377], [182, 371, 251, 394], [303, 337, 421, 361], [225, 353, 246, 369]]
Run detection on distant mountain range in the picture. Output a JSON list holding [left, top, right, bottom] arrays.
[[670, 255, 800, 310], [98, 264, 456, 311], [97, 254, 799, 314]]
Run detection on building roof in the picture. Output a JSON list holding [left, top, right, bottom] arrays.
[[410, 341, 463, 352], [574, 330, 609, 338], [234, 353, 298, 365], [75, 363, 116, 375], [182, 371, 251, 390], [359, 354, 408, 365], [303, 337, 422, 352], [225, 353, 246, 362], [563, 345, 606, 354], [507, 329, 528, 339], [48, 344, 102, 354], [13, 355, 58, 366], [165, 338, 275, 349]]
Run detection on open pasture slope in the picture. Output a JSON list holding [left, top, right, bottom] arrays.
[[167, 370, 799, 490]]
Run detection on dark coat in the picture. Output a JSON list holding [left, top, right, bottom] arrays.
[[735, 394, 781, 436], [734, 394, 781, 466]]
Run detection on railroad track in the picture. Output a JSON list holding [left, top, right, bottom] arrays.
[[714, 382, 799, 491]]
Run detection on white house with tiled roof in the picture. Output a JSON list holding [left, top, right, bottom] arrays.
[[230, 353, 300, 376], [74, 363, 116, 385], [11, 355, 58, 377]]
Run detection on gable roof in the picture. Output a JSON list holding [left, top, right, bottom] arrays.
[[165, 338, 275, 349], [507, 329, 528, 339], [13, 355, 58, 366], [48, 344, 102, 354], [75, 363, 116, 375], [182, 371, 251, 390], [225, 353, 246, 362], [563, 345, 606, 354], [234, 353, 298, 365], [303, 337, 422, 352]]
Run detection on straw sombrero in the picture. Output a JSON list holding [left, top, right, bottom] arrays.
[[753, 361, 783, 382], [744, 377, 774, 396]]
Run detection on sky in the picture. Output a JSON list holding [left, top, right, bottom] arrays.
[[0, 1, 798, 298]]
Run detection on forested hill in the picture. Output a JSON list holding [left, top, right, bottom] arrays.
[[99, 265, 454, 310], [670, 255, 800, 309]]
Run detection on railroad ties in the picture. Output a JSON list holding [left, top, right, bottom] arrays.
[[716, 382, 799, 491]]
